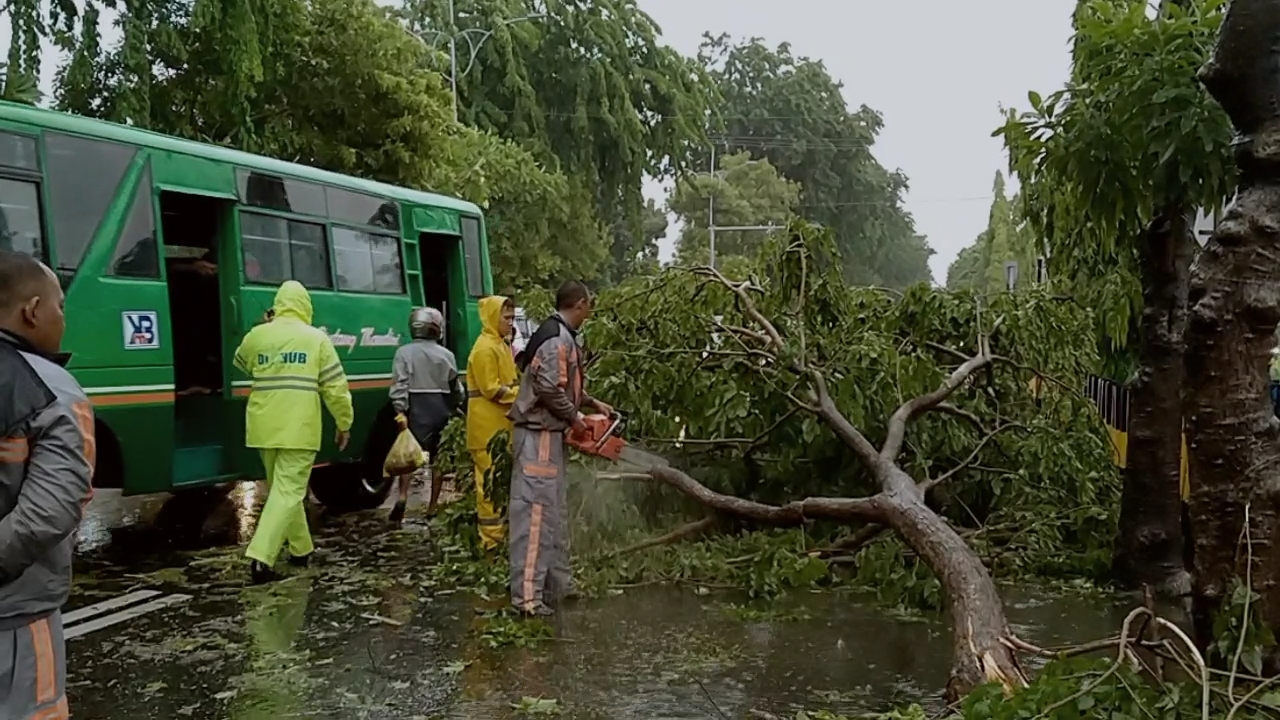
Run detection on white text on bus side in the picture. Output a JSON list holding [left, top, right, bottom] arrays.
[[318, 327, 403, 352]]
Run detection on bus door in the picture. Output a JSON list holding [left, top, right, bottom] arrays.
[[417, 231, 466, 353], [155, 189, 240, 486]]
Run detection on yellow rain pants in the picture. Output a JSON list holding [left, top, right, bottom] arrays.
[[466, 295, 519, 550], [246, 449, 315, 566]]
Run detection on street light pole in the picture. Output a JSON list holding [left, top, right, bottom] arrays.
[[448, 0, 459, 122], [414, 2, 545, 123], [708, 144, 716, 268]]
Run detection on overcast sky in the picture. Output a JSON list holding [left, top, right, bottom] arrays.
[[637, 0, 1078, 282], [18, 0, 1079, 284]]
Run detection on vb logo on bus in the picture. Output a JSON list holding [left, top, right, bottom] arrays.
[[122, 311, 160, 350]]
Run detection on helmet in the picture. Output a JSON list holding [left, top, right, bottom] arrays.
[[409, 307, 444, 340]]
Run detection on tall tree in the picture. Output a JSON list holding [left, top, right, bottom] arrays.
[[668, 150, 799, 265], [1185, 0, 1280, 656], [998, 0, 1232, 595], [946, 239, 987, 292], [55, 0, 604, 293], [698, 34, 933, 288], [946, 172, 1040, 294], [398, 0, 715, 284]]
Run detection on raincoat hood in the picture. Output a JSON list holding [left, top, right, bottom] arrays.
[[272, 281, 313, 324], [478, 295, 510, 340]]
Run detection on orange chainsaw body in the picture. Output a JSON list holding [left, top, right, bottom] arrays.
[[566, 413, 627, 460]]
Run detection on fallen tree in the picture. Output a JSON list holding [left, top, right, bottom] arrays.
[[584, 223, 1119, 698]]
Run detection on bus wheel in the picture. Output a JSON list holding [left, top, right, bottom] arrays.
[[309, 464, 391, 513], [308, 411, 398, 513]]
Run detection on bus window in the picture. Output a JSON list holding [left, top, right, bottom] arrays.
[[327, 187, 399, 231], [0, 178, 44, 260], [237, 169, 327, 217], [460, 216, 484, 297], [239, 211, 331, 289], [0, 133, 38, 172], [44, 132, 135, 273], [332, 227, 403, 294], [109, 168, 160, 279]]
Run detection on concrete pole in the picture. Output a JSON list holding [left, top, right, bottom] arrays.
[[708, 144, 716, 268], [448, 0, 459, 122]]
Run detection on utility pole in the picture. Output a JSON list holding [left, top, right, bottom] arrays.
[[448, 0, 459, 122], [414, 2, 545, 122], [708, 144, 716, 268]]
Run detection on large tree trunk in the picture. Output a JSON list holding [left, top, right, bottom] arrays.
[[1113, 208, 1193, 596], [876, 468, 1025, 701], [1185, 0, 1280, 652]]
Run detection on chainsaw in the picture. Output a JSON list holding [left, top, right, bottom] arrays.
[[566, 412, 669, 470]]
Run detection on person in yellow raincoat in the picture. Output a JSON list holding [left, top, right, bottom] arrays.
[[466, 295, 519, 550], [233, 281, 354, 584]]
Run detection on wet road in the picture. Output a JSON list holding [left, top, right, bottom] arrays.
[[65, 485, 1133, 719]]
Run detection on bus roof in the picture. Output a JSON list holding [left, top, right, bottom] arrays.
[[0, 100, 483, 216]]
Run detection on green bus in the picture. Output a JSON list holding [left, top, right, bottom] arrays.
[[0, 101, 493, 511]]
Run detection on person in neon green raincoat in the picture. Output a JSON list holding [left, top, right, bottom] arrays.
[[466, 296, 519, 550], [234, 281, 354, 584]]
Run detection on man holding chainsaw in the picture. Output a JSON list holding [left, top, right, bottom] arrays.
[[507, 280, 612, 616]]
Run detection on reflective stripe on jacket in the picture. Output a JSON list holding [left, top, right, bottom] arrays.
[[508, 312, 589, 432], [233, 282, 354, 451], [466, 296, 519, 450]]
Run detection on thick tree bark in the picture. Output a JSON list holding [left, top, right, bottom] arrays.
[[1186, 0, 1280, 653], [876, 468, 1026, 702], [1113, 208, 1193, 596]]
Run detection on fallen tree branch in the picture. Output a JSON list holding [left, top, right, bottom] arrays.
[[935, 402, 985, 430], [823, 523, 889, 556], [604, 517, 719, 558], [882, 341, 996, 462], [922, 423, 1026, 493], [647, 466, 884, 525]]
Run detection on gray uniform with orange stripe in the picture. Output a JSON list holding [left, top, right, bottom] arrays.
[[0, 329, 95, 720], [506, 313, 592, 614]]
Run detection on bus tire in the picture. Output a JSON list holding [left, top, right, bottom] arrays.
[[308, 407, 398, 513], [93, 421, 125, 491]]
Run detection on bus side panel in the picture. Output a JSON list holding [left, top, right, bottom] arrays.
[[228, 285, 414, 472], [61, 156, 178, 495], [150, 150, 237, 197], [75, 368, 175, 495]]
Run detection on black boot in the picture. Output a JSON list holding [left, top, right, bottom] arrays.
[[288, 553, 312, 568], [250, 561, 281, 585], [389, 501, 407, 525]]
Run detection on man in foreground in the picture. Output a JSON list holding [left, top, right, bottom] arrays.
[[234, 281, 353, 584], [388, 307, 462, 524], [507, 281, 612, 616], [0, 250, 94, 720], [466, 295, 520, 551]]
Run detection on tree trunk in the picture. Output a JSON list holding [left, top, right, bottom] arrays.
[[1113, 208, 1193, 596], [877, 468, 1026, 701], [1186, 0, 1280, 651]]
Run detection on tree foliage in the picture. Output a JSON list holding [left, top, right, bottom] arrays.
[[399, 0, 716, 284], [53, 0, 604, 293], [997, 0, 1233, 352], [584, 223, 1118, 577], [668, 150, 799, 265], [698, 34, 933, 288], [946, 172, 1040, 294]]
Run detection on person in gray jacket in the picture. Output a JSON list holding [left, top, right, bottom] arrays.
[[0, 250, 94, 720], [507, 281, 612, 616], [388, 306, 462, 524]]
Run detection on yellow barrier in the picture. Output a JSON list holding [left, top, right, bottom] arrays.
[[1084, 376, 1190, 501]]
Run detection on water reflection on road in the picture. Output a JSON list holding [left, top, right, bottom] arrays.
[[66, 487, 1133, 719]]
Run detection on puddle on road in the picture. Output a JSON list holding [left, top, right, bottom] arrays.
[[64, 495, 1132, 720]]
